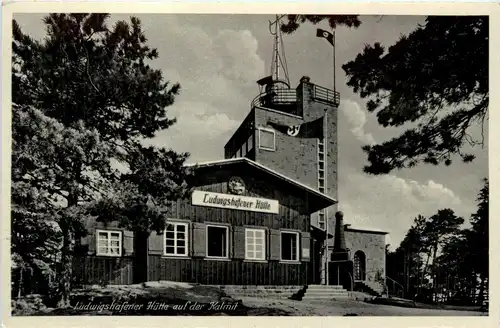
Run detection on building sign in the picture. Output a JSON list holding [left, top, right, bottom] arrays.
[[192, 190, 279, 214]]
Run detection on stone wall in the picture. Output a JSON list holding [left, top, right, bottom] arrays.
[[343, 228, 387, 283]]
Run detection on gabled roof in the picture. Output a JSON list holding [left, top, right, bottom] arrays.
[[185, 157, 337, 212]]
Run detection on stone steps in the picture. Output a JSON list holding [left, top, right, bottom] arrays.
[[301, 285, 351, 300], [206, 284, 352, 301]]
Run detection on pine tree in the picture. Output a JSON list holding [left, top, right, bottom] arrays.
[[281, 15, 488, 174], [12, 14, 191, 306]]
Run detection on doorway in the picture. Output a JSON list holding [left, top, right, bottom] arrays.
[[353, 250, 366, 281]]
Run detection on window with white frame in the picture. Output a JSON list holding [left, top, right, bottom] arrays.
[[245, 228, 266, 260], [164, 221, 188, 256], [96, 230, 122, 256], [281, 231, 299, 261], [258, 128, 275, 151], [207, 225, 229, 258]]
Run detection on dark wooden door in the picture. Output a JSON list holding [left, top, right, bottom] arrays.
[[308, 238, 323, 285]]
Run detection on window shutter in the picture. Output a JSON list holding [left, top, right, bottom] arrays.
[[148, 231, 164, 255], [80, 218, 96, 255], [228, 226, 234, 258], [232, 226, 246, 259], [123, 230, 134, 256], [86, 230, 96, 255], [301, 231, 311, 262], [191, 222, 206, 257], [268, 229, 281, 261]]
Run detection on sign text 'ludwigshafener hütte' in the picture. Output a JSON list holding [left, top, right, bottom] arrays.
[[191, 191, 279, 214]]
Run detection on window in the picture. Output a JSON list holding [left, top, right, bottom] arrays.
[[318, 211, 325, 230], [207, 225, 229, 258], [96, 230, 122, 256], [354, 251, 367, 281], [164, 222, 188, 256], [245, 228, 266, 260], [281, 231, 299, 261], [319, 162, 324, 170], [258, 128, 275, 151], [242, 140, 248, 157], [247, 135, 254, 152]]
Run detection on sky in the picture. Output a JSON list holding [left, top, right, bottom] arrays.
[[13, 14, 488, 249]]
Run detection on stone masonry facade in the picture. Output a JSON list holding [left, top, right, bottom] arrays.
[[344, 227, 387, 292]]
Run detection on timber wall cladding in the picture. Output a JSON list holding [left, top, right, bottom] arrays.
[[74, 166, 314, 286], [146, 169, 312, 285], [72, 256, 134, 285], [147, 257, 309, 285]]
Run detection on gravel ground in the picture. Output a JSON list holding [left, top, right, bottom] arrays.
[[238, 297, 488, 316]]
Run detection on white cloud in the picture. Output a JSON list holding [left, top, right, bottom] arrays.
[[137, 16, 265, 157], [213, 29, 265, 82], [339, 99, 376, 145], [146, 101, 240, 163], [339, 173, 472, 249]]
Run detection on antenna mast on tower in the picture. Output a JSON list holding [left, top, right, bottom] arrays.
[[268, 14, 290, 86]]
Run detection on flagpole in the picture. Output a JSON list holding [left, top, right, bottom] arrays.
[[332, 29, 336, 94], [324, 109, 329, 286]]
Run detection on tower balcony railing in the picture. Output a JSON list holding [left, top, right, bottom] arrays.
[[251, 88, 297, 107], [251, 88, 300, 116], [251, 84, 341, 115], [312, 84, 340, 107]]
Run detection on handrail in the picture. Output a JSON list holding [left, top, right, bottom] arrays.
[[251, 84, 340, 114], [251, 88, 297, 108], [385, 276, 405, 298], [312, 85, 340, 107], [386, 276, 404, 289]]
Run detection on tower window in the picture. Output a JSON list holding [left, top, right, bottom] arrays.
[[258, 128, 275, 151], [318, 212, 325, 230], [247, 134, 254, 152]]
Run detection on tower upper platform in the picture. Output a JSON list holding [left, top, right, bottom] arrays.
[[251, 76, 340, 118]]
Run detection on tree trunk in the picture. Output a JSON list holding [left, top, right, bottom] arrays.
[[431, 245, 438, 303], [478, 272, 485, 306], [55, 193, 78, 308], [56, 225, 73, 308], [419, 251, 432, 297], [17, 267, 23, 298]]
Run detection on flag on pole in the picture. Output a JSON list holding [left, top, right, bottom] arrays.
[[267, 117, 324, 139], [316, 28, 334, 47]]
